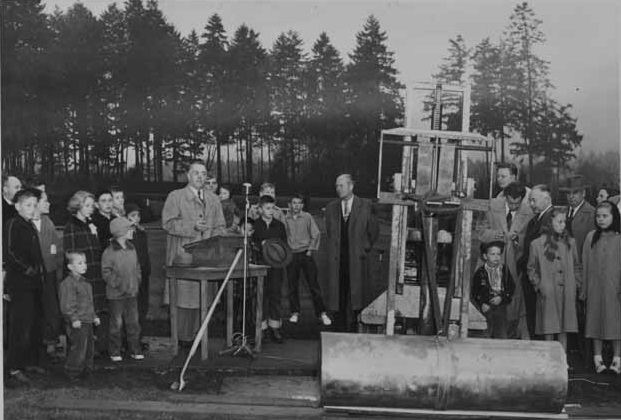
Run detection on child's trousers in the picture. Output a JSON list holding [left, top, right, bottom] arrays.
[[65, 323, 94, 377], [486, 305, 509, 339], [108, 297, 141, 356], [7, 289, 43, 371]]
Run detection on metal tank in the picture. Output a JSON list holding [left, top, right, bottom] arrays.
[[321, 332, 567, 414]]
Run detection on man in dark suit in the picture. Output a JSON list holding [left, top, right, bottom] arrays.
[[560, 175, 595, 367], [479, 182, 533, 339], [325, 174, 379, 332], [519, 184, 554, 338], [560, 175, 595, 257], [2, 175, 22, 229]]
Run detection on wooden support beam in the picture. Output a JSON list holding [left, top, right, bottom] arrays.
[[458, 210, 474, 338]]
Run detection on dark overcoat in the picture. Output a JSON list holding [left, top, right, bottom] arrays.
[[324, 195, 379, 311], [567, 202, 595, 258]]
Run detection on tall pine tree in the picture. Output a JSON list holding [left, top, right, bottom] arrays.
[[346, 15, 403, 188]]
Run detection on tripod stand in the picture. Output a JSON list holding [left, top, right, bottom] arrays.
[[219, 182, 254, 359]]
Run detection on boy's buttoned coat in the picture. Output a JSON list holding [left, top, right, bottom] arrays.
[[324, 195, 379, 311]]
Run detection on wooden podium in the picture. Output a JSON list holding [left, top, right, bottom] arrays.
[[167, 235, 268, 361]]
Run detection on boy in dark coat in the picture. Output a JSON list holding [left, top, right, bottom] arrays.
[[471, 241, 516, 339], [252, 195, 288, 343], [3, 188, 46, 384]]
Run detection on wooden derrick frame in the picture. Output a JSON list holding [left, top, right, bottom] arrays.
[[376, 82, 496, 337]]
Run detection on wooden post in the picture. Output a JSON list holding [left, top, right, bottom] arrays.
[[200, 282, 209, 360], [169, 277, 178, 356], [459, 210, 474, 338], [226, 281, 234, 347]]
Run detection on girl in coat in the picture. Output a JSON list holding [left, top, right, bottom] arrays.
[[581, 201, 621, 374], [527, 206, 579, 356]]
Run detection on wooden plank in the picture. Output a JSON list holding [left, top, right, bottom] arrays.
[[382, 128, 489, 142], [459, 210, 474, 338], [200, 281, 209, 360], [385, 205, 406, 335], [38, 398, 322, 418], [169, 277, 178, 356], [443, 209, 464, 334]]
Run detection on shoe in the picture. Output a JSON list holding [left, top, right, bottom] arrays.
[[271, 327, 284, 344], [610, 357, 621, 374], [130, 354, 144, 360], [320, 312, 332, 326], [594, 355, 606, 373], [289, 313, 299, 323], [9, 370, 30, 384], [110, 355, 123, 362]]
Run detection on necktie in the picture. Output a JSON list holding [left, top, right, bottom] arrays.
[[343, 200, 350, 222], [567, 208, 574, 236], [198, 190, 204, 203], [506, 211, 513, 230]]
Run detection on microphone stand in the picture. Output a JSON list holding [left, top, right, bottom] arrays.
[[219, 183, 254, 358]]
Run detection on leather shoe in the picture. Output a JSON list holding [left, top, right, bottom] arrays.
[[271, 327, 284, 344], [9, 370, 30, 384]]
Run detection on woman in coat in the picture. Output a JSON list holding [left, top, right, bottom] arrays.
[[527, 207, 579, 354]]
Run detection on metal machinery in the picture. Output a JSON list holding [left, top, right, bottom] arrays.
[[321, 83, 568, 418]]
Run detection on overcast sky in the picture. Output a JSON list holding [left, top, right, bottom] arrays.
[[45, 0, 620, 155]]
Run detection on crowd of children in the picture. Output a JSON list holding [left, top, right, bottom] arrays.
[[3, 183, 151, 384], [473, 199, 621, 374]]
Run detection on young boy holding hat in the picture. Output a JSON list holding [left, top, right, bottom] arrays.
[[101, 217, 144, 361], [471, 240, 516, 339], [252, 195, 289, 343]]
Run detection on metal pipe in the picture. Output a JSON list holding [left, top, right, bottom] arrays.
[[321, 333, 567, 413]]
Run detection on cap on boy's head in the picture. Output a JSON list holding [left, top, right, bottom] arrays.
[[110, 217, 133, 238], [480, 240, 505, 255], [125, 202, 141, 216], [259, 195, 275, 206]]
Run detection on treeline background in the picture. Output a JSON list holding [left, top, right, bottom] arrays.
[[2, 0, 619, 196]]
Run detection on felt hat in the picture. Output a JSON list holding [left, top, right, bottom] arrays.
[[559, 175, 589, 192], [480, 240, 505, 255], [261, 238, 293, 268], [109, 217, 133, 238]]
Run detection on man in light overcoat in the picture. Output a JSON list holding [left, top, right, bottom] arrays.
[[162, 161, 226, 342]]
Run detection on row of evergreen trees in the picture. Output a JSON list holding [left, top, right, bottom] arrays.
[[2, 0, 402, 192], [2, 1, 580, 191]]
